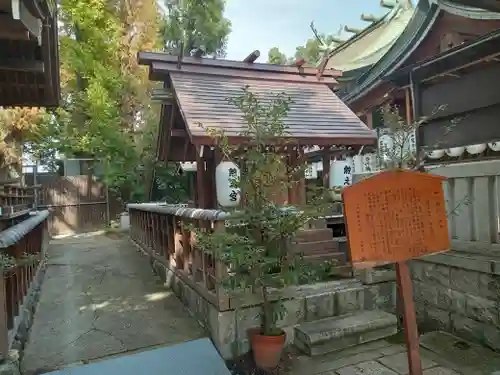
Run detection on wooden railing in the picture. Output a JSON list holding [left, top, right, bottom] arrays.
[[128, 204, 230, 310], [428, 159, 500, 255], [0, 184, 37, 223], [0, 210, 49, 358]]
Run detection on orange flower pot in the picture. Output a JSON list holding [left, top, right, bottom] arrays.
[[250, 329, 286, 370]]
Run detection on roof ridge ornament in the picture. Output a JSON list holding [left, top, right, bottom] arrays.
[[344, 25, 362, 34], [361, 13, 381, 22], [380, 0, 413, 10], [380, 0, 398, 9]]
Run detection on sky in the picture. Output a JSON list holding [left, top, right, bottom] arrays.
[[224, 0, 391, 61]]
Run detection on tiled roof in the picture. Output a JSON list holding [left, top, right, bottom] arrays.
[[139, 52, 376, 146], [326, 1, 415, 73], [170, 72, 376, 145]]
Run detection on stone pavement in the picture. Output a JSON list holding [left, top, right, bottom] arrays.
[[287, 331, 500, 375], [21, 232, 205, 375]]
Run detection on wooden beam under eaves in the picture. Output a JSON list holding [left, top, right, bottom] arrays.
[[0, 58, 44, 72], [11, 0, 42, 43], [171, 129, 187, 137], [163, 103, 175, 163], [0, 14, 30, 40], [151, 88, 173, 102], [450, 0, 500, 12]]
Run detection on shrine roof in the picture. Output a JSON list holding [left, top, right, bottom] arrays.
[[326, 1, 415, 74], [341, 0, 500, 104], [138, 52, 377, 146]]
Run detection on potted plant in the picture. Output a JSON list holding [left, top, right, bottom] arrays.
[[196, 87, 332, 370]]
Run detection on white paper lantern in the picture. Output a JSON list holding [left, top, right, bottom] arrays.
[[305, 163, 317, 180], [466, 144, 486, 155], [445, 147, 465, 157], [353, 155, 363, 174], [489, 142, 500, 152], [329, 158, 354, 200], [378, 133, 393, 161], [215, 161, 240, 207], [361, 153, 378, 172], [426, 149, 445, 159], [179, 162, 197, 172]]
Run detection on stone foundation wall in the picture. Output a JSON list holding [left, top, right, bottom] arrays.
[[145, 250, 397, 360], [410, 255, 500, 351]]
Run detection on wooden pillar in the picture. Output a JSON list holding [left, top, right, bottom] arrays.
[[0, 276, 7, 359], [322, 150, 331, 189], [211, 149, 223, 209], [205, 152, 216, 209], [290, 149, 306, 206], [409, 72, 423, 168], [288, 151, 297, 205], [365, 110, 374, 129], [405, 88, 413, 124], [195, 150, 206, 208]]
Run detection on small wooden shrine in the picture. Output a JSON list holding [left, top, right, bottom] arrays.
[[138, 51, 377, 210]]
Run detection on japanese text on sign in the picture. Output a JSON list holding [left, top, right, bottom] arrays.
[[342, 170, 450, 268]]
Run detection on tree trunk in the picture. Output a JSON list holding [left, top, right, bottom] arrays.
[[261, 286, 273, 336]]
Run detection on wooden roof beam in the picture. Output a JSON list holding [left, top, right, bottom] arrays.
[[150, 61, 339, 86], [448, 0, 500, 12], [331, 36, 346, 44], [361, 13, 380, 22], [191, 46, 205, 58], [11, 0, 42, 43], [0, 14, 30, 40], [243, 50, 260, 63], [151, 88, 173, 102], [0, 58, 43, 72], [344, 25, 362, 34], [138, 51, 341, 77], [380, 0, 398, 9]]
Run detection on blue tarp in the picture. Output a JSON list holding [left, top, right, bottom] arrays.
[[45, 338, 231, 375]]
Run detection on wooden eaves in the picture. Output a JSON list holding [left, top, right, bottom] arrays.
[[0, 0, 60, 107]]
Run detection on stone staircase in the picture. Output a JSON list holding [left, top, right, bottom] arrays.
[[294, 228, 351, 276], [292, 269, 399, 357], [294, 310, 398, 356]]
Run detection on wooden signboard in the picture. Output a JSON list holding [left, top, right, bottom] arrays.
[[342, 169, 450, 375], [343, 169, 450, 268]]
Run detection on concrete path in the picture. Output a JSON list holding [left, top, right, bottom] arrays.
[[21, 232, 205, 375]]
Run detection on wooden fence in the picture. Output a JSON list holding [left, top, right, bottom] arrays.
[[25, 174, 123, 236], [128, 204, 230, 310], [127, 203, 353, 312], [0, 210, 49, 358], [0, 184, 36, 228]]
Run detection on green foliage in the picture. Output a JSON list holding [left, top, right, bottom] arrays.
[[160, 0, 231, 57], [267, 36, 340, 66], [293, 37, 329, 65], [29, 0, 191, 204], [267, 23, 343, 66], [267, 47, 289, 65], [196, 87, 333, 336]]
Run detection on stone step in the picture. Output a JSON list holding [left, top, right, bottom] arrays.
[[303, 252, 346, 263], [294, 310, 398, 356], [293, 239, 339, 255], [295, 228, 333, 242]]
